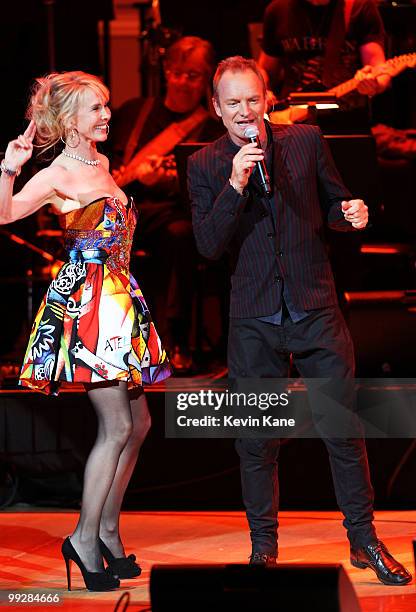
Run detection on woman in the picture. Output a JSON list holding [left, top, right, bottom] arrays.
[[0, 71, 171, 591]]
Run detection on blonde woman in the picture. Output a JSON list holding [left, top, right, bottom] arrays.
[[0, 71, 171, 591]]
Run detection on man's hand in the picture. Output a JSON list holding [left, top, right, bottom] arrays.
[[111, 164, 125, 184], [354, 65, 390, 97], [136, 154, 177, 187], [341, 199, 368, 229], [230, 143, 264, 194], [266, 89, 279, 113]]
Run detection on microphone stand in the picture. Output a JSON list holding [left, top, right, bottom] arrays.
[[0, 229, 55, 339], [133, 0, 178, 97]]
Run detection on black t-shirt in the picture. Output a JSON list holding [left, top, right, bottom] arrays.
[[262, 0, 385, 96]]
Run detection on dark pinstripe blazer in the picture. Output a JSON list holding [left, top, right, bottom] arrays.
[[188, 122, 353, 318]]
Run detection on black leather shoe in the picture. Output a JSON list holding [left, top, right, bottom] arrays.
[[350, 540, 412, 586], [249, 552, 277, 567], [99, 538, 141, 579], [62, 537, 120, 591]]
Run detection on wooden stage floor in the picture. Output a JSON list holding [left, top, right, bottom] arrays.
[[1, 510, 415, 611]]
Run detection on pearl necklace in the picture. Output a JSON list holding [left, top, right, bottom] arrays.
[[62, 150, 100, 166]]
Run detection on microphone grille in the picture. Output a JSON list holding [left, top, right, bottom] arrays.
[[244, 125, 259, 139]]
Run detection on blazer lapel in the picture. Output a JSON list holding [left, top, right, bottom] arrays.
[[217, 135, 239, 182], [272, 126, 292, 188], [249, 124, 292, 224]]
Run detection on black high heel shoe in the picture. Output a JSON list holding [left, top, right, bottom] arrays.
[[99, 537, 142, 579], [61, 537, 120, 591]]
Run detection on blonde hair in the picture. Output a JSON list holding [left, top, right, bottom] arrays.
[[27, 71, 109, 154]]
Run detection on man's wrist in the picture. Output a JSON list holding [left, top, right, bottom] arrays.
[[376, 74, 391, 94], [229, 178, 247, 196]]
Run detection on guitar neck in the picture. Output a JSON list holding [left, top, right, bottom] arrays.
[[328, 77, 358, 98], [328, 53, 416, 99]]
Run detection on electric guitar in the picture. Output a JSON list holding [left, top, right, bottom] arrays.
[[269, 52, 416, 125]]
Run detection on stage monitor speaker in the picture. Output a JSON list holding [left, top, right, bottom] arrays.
[[345, 290, 416, 376], [150, 563, 360, 612]]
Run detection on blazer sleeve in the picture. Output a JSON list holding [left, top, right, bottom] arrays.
[[314, 127, 355, 232], [187, 153, 249, 260]]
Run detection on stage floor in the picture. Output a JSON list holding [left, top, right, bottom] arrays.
[[1, 510, 415, 611]]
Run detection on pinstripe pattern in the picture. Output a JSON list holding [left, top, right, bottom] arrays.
[[188, 122, 353, 318]]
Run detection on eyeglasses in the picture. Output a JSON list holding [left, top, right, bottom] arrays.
[[165, 69, 205, 83]]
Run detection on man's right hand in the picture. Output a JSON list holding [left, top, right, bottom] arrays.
[[229, 142, 264, 194], [136, 154, 177, 188], [113, 154, 177, 189], [111, 165, 125, 184], [266, 89, 278, 113]]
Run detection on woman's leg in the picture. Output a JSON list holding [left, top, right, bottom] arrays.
[[70, 381, 133, 572], [99, 390, 151, 557]]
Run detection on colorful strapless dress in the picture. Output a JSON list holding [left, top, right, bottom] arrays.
[[19, 196, 171, 395]]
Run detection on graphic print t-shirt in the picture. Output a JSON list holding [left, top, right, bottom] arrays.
[[262, 0, 385, 98]]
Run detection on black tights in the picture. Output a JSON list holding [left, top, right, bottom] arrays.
[[70, 382, 150, 572]]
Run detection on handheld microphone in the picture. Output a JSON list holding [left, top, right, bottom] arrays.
[[244, 125, 272, 196]]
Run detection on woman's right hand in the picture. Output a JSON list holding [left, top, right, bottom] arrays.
[[3, 120, 36, 172]]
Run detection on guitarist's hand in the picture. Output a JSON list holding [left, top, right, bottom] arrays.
[[112, 165, 125, 184], [354, 65, 389, 97], [136, 154, 177, 188], [269, 105, 309, 125], [266, 89, 279, 113]]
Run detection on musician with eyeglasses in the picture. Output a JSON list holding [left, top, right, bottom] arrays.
[[111, 36, 224, 372]]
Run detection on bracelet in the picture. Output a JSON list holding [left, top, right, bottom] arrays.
[[0, 159, 21, 177], [229, 178, 248, 197], [229, 178, 243, 194]]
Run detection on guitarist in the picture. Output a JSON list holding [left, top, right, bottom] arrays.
[[111, 37, 224, 372], [258, 0, 391, 133]]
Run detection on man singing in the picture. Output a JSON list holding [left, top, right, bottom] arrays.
[[187, 56, 411, 586]]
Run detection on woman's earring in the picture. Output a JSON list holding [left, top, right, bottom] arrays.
[[61, 128, 80, 148]]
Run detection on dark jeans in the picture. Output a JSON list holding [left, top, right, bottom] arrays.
[[228, 306, 376, 555]]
